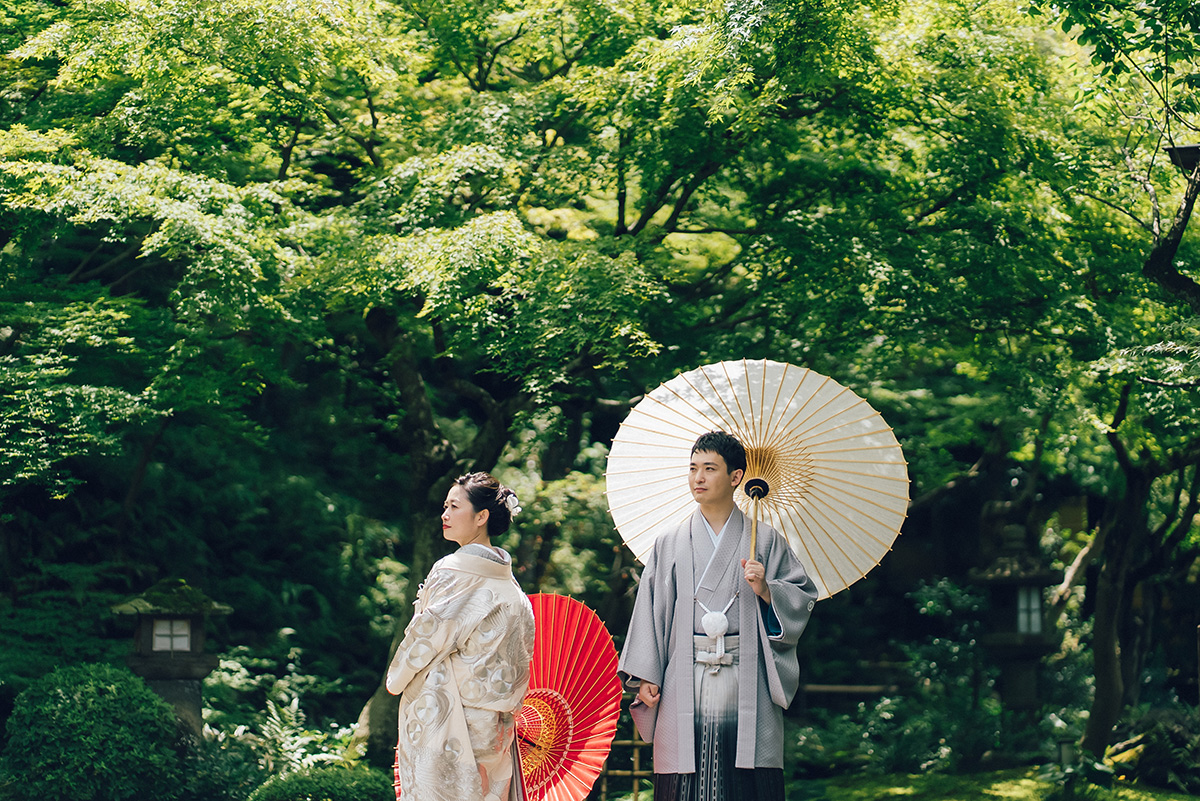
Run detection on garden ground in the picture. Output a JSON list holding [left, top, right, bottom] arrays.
[[610, 768, 1195, 801], [787, 768, 1193, 800]]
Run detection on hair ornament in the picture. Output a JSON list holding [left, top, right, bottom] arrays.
[[503, 491, 522, 517]]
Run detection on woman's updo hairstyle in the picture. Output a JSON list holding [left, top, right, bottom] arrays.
[[454, 472, 521, 538]]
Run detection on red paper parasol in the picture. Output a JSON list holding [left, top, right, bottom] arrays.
[[516, 593, 622, 801]]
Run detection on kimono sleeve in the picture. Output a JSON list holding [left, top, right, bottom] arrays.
[[386, 566, 474, 695], [762, 531, 818, 650], [617, 538, 675, 691]]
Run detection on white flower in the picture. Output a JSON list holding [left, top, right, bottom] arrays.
[[504, 493, 522, 516]]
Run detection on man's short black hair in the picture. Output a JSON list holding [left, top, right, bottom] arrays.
[[691, 430, 747, 475]]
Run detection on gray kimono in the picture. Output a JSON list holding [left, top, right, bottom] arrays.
[[617, 507, 817, 773]]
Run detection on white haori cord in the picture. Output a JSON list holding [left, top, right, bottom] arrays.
[[695, 594, 736, 673]]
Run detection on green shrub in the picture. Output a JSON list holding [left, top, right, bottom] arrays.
[[1037, 760, 1114, 801], [1108, 704, 1200, 795], [0, 663, 183, 801], [862, 580, 1003, 774], [180, 733, 267, 801], [786, 580, 1016, 778], [247, 766, 393, 801], [786, 711, 870, 777]]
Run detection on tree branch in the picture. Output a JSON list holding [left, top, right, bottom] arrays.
[[1048, 531, 1102, 626], [615, 129, 629, 236], [1106, 381, 1135, 473], [277, 120, 303, 181], [627, 175, 683, 236], [69, 239, 144, 283], [1141, 161, 1200, 313], [661, 161, 721, 233], [1075, 189, 1155, 233], [1138, 376, 1200, 389]]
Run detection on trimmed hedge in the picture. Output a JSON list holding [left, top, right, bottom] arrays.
[[0, 663, 183, 801], [248, 766, 394, 801]]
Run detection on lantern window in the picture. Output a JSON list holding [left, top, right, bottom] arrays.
[[152, 618, 192, 652], [1017, 586, 1042, 635]]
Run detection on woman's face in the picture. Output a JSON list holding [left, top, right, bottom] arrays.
[[442, 484, 488, 547]]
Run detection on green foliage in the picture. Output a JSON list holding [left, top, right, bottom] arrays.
[[788, 580, 1005, 777], [204, 645, 340, 728], [787, 711, 872, 778], [506, 469, 618, 595], [253, 695, 356, 776], [786, 766, 1179, 801], [0, 663, 183, 801], [246, 766, 393, 801], [1040, 628, 1096, 754], [1033, 0, 1200, 102], [203, 643, 360, 777], [0, 274, 159, 496], [6, 0, 410, 177], [1039, 760, 1116, 801], [179, 733, 266, 801], [867, 580, 1000, 772], [0, 124, 300, 503], [1108, 704, 1200, 796], [0, 561, 129, 693], [3, 0, 1200, 768]]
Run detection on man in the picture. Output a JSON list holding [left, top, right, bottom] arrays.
[[618, 430, 817, 801]]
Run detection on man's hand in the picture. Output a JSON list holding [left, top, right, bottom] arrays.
[[637, 681, 661, 708], [742, 558, 772, 604]]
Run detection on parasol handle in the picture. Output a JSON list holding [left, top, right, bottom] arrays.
[[743, 478, 770, 560], [750, 514, 757, 562]]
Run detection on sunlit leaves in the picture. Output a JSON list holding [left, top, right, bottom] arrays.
[[0, 127, 304, 491], [322, 210, 660, 401], [1032, 0, 1200, 127], [14, 0, 369, 90], [7, 0, 418, 180], [0, 280, 158, 495], [361, 145, 521, 234], [398, 0, 653, 90], [1, 133, 294, 327]]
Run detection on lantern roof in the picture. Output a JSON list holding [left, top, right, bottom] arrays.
[[111, 578, 232, 617], [970, 525, 1062, 586], [970, 553, 1061, 585]]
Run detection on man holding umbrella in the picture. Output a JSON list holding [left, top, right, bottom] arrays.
[[618, 430, 818, 801]]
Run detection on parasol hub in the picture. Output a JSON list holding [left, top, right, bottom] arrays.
[[516, 690, 573, 780], [743, 477, 770, 500], [743, 444, 814, 502]]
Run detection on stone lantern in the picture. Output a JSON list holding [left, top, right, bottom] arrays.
[[970, 525, 1063, 710], [111, 578, 232, 736]]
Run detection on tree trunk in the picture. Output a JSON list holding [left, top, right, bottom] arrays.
[[353, 509, 439, 766], [1081, 467, 1151, 757], [346, 315, 526, 767], [1141, 164, 1200, 314], [1119, 581, 1151, 709], [1083, 547, 1127, 757], [346, 320, 452, 766]]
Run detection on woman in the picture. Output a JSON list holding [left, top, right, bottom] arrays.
[[387, 472, 536, 801]]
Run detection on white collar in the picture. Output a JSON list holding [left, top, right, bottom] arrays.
[[699, 512, 732, 548]]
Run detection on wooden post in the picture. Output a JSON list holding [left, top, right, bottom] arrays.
[[597, 697, 653, 801], [601, 738, 650, 800], [631, 741, 640, 801]]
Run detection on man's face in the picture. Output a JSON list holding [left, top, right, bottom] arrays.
[[688, 449, 743, 507]]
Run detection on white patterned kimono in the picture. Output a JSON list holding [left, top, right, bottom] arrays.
[[387, 545, 535, 801]]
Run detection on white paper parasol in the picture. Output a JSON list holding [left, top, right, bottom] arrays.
[[604, 359, 910, 599]]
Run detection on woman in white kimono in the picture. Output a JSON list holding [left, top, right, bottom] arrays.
[[387, 472, 536, 801]]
